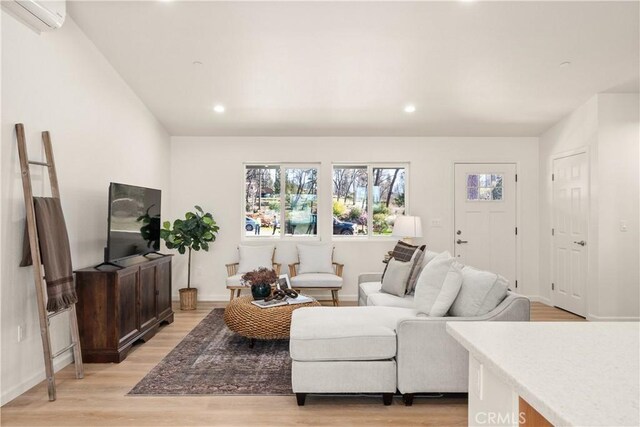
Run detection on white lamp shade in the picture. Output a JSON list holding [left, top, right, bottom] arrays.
[[392, 216, 423, 238]]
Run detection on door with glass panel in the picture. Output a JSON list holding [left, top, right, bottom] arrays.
[[454, 163, 517, 286]]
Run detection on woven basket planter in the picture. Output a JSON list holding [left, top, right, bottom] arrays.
[[179, 287, 198, 310]]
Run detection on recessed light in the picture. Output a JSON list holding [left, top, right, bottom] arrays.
[[213, 104, 225, 113], [560, 61, 571, 68], [404, 104, 416, 114]]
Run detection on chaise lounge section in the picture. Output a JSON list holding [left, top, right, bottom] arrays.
[[290, 306, 402, 405]]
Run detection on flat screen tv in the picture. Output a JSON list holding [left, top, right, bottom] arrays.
[[106, 182, 161, 262]]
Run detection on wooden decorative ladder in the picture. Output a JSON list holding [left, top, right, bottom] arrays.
[[15, 123, 84, 401]]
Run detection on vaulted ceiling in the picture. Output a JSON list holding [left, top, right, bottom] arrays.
[[69, 1, 639, 136]]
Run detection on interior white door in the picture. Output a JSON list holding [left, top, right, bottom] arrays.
[[454, 163, 517, 287], [552, 153, 588, 316]]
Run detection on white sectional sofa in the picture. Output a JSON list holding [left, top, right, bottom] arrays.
[[290, 251, 530, 406]]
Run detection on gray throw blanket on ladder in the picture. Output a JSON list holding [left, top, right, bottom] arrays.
[[20, 197, 77, 313]]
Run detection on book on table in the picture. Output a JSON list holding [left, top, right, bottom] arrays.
[[251, 299, 287, 308], [284, 294, 315, 305], [251, 294, 315, 309]]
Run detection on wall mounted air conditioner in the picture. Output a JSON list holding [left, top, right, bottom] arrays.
[[2, 1, 66, 33]]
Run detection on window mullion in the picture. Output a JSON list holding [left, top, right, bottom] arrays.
[[368, 164, 373, 236], [280, 166, 286, 239]]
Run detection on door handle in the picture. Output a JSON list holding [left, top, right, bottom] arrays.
[[456, 239, 468, 244], [573, 240, 586, 246]]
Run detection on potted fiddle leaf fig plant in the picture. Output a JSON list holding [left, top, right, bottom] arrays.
[[160, 206, 219, 310]]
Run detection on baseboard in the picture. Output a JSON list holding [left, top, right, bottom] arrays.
[[587, 314, 640, 322], [173, 293, 359, 303], [527, 295, 552, 305], [526, 298, 639, 321], [0, 353, 73, 406]]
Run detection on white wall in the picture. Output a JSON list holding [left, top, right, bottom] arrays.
[[539, 93, 639, 320], [169, 136, 539, 303], [1, 13, 171, 404], [596, 94, 639, 319]]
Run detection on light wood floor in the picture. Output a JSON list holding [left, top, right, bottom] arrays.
[[0, 301, 583, 427]]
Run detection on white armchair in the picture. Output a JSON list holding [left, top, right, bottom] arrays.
[[225, 244, 281, 301], [288, 244, 343, 306]]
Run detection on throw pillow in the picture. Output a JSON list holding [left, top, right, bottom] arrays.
[[448, 266, 509, 317], [382, 240, 426, 290], [237, 244, 275, 274], [388, 240, 422, 262], [405, 250, 440, 296], [381, 258, 414, 297], [297, 244, 334, 274], [428, 265, 463, 316], [414, 252, 463, 316], [405, 248, 427, 294], [422, 250, 440, 267]]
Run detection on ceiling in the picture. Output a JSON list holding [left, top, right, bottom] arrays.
[[69, 1, 639, 137]]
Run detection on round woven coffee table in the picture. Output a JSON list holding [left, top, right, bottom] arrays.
[[224, 295, 320, 345]]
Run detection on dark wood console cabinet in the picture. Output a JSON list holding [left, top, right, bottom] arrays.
[[75, 255, 174, 363]]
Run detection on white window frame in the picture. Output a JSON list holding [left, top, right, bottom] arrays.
[[331, 162, 410, 240], [242, 162, 321, 241], [465, 172, 506, 203]]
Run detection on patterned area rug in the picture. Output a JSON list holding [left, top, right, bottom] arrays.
[[129, 308, 292, 395]]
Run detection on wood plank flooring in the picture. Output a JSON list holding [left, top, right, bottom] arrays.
[[0, 301, 583, 427]]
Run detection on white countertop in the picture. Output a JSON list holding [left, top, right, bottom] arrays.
[[446, 322, 640, 427]]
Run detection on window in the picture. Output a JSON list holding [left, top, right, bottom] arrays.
[[466, 173, 503, 201], [244, 164, 318, 238], [285, 168, 318, 236], [372, 167, 406, 235], [332, 164, 407, 236], [332, 166, 368, 235], [245, 166, 281, 236]]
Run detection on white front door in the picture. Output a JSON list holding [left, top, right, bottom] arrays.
[[454, 163, 517, 287], [552, 153, 588, 316]]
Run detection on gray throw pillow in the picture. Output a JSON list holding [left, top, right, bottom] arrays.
[[422, 250, 440, 266], [414, 252, 463, 316], [406, 250, 441, 295], [448, 266, 509, 317], [381, 258, 413, 297]]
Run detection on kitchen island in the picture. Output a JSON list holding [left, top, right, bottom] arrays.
[[446, 322, 639, 426]]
